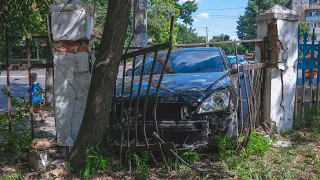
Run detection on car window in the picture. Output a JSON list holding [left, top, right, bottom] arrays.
[[133, 49, 226, 75]]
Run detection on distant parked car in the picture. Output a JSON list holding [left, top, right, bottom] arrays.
[[244, 53, 254, 60], [227, 55, 248, 77]]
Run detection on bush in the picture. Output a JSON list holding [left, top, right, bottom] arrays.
[[181, 151, 199, 164], [0, 90, 33, 162], [293, 107, 320, 134]]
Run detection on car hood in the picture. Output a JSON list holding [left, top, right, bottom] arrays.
[[116, 72, 234, 103]]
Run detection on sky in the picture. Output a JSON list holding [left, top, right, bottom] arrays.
[[180, 0, 248, 40]]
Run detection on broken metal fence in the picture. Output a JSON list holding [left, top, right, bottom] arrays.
[[174, 40, 267, 151], [295, 28, 320, 117], [114, 18, 267, 170], [0, 35, 53, 138]]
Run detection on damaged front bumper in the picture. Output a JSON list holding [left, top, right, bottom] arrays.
[[136, 112, 237, 150]]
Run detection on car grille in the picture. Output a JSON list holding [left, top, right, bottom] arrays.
[[114, 102, 198, 121]]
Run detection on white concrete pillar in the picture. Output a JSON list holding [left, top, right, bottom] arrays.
[[255, 5, 299, 133], [50, 1, 95, 144]]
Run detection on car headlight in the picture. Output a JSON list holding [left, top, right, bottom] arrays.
[[197, 90, 230, 114]]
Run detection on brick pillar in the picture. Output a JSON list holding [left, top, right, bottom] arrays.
[[50, 1, 95, 144], [255, 5, 299, 133]]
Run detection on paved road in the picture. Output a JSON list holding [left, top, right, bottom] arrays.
[[0, 69, 46, 112], [0, 68, 313, 118]]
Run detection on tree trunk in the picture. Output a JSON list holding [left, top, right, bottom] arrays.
[[45, 42, 54, 106], [69, 0, 132, 171]]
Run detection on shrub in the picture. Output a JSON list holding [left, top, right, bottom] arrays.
[[0, 90, 33, 161], [133, 152, 150, 180], [181, 151, 199, 164], [294, 107, 320, 133], [81, 143, 110, 180]]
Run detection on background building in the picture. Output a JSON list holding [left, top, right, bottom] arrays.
[[293, 0, 320, 41]]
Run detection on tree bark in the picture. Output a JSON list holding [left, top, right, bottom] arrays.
[[69, 0, 132, 171]]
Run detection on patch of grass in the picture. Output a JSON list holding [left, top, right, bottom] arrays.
[[215, 131, 273, 179], [216, 130, 320, 179], [0, 172, 24, 180], [245, 131, 272, 156], [294, 107, 320, 134]]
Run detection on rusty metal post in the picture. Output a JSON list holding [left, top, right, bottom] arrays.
[[27, 39, 34, 138], [5, 33, 12, 132]]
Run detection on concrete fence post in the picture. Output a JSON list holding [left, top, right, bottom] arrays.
[[50, 1, 95, 144], [255, 5, 299, 133]]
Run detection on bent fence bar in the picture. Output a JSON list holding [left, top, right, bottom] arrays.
[[114, 19, 267, 169]]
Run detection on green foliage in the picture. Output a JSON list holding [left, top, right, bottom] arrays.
[[215, 135, 237, 159], [215, 132, 273, 179], [299, 21, 311, 37], [236, 0, 290, 50], [245, 131, 272, 156], [293, 107, 320, 134], [215, 131, 272, 160], [209, 34, 248, 55], [0, 91, 33, 162], [0, 172, 24, 180], [0, 0, 49, 62], [175, 0, 198, 25], [181, 151, 199, 164], [81, 143, 110, 180], [176, 26, 205, 44], [133, 152, 150, 180]]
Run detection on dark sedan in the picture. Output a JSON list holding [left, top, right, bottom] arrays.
[[116, 47, 240, 150]]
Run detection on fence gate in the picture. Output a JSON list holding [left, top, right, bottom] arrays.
[[295, 28, 320, 116]]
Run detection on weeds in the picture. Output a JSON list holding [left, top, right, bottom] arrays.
[[215, 131, 273, 179], [181, 151, 199, 164], [133, 152, 150, 180], [293, 107, 320, 133], [81, 143, 110, 180], [214, 135, 236, 159], [0, 172, 24, 180], [0, 90, 33, 162], [245, 131, 272, 156]]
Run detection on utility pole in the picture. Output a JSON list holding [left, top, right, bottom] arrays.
[[133, 0, 148, 48], [205, 26, 209, 47]]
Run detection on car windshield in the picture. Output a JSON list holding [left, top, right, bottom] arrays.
[[132, 49, 225, 75]]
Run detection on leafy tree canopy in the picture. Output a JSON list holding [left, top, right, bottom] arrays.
[[210, 34, 248, 55], [176, 26, 205, 44], [0, 0, 50, 62], [236, 0, 290, 50]]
